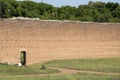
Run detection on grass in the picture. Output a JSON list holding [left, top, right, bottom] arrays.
[[44, 57, 120, 73], [0, 57, 120, 80], [0, 73, 120, 80], [0, 64, 59, 75]]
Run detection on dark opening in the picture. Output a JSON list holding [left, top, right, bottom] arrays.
[[20, 51, 26, 66]]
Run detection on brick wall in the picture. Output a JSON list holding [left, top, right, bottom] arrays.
[[0, 19, 120, 65]]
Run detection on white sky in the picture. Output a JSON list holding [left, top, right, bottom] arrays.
[[18, 0, 120, 7]]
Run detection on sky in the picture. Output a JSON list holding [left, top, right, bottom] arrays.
[[19, 0, 120, 7]]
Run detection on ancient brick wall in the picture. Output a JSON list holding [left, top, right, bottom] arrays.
[[0, 19, 120, 65]]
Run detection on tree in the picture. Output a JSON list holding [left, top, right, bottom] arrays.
[[80, 16, 93, 21], [0, 0, 3, 18], [110, 17, 120, 23], [1, 0, 12, 18], [112, 6, 120, 18], [106, 2, 119, 11], [16, 3, 22, 17], [0, 0, 120, 23]]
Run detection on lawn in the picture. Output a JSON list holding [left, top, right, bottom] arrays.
[[44, 57, 120, 73], [0, 64, 59, 75], [0, 73, 120, 80], [0, 57, 120, 80]]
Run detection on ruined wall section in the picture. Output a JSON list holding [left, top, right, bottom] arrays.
[[0, 19, 120, 65]]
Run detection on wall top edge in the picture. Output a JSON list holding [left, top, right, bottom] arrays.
[[0, 17, 120, 25]]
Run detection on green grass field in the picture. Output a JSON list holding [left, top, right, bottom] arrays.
[[44, 57, 120, 73], [0, 57, 120, 80], [0, 64, 58, 75], [0, 73, 120, 80]]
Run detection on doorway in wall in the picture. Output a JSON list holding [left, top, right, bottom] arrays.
[[20, 51, 26, 66]]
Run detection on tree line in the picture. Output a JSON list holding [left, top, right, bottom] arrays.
[[0, 0, 120, 23]]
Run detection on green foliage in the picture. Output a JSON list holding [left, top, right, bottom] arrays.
[[113, 6, 120, 18], [80, 16, 93, 21], [106, 2, 119, 11], [0, 1, 2, 18], [0, 0, 120, 22], [110, 17, 120, 23]]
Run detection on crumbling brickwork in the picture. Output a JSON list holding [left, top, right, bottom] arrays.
[[0, 19, 120, 65]]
